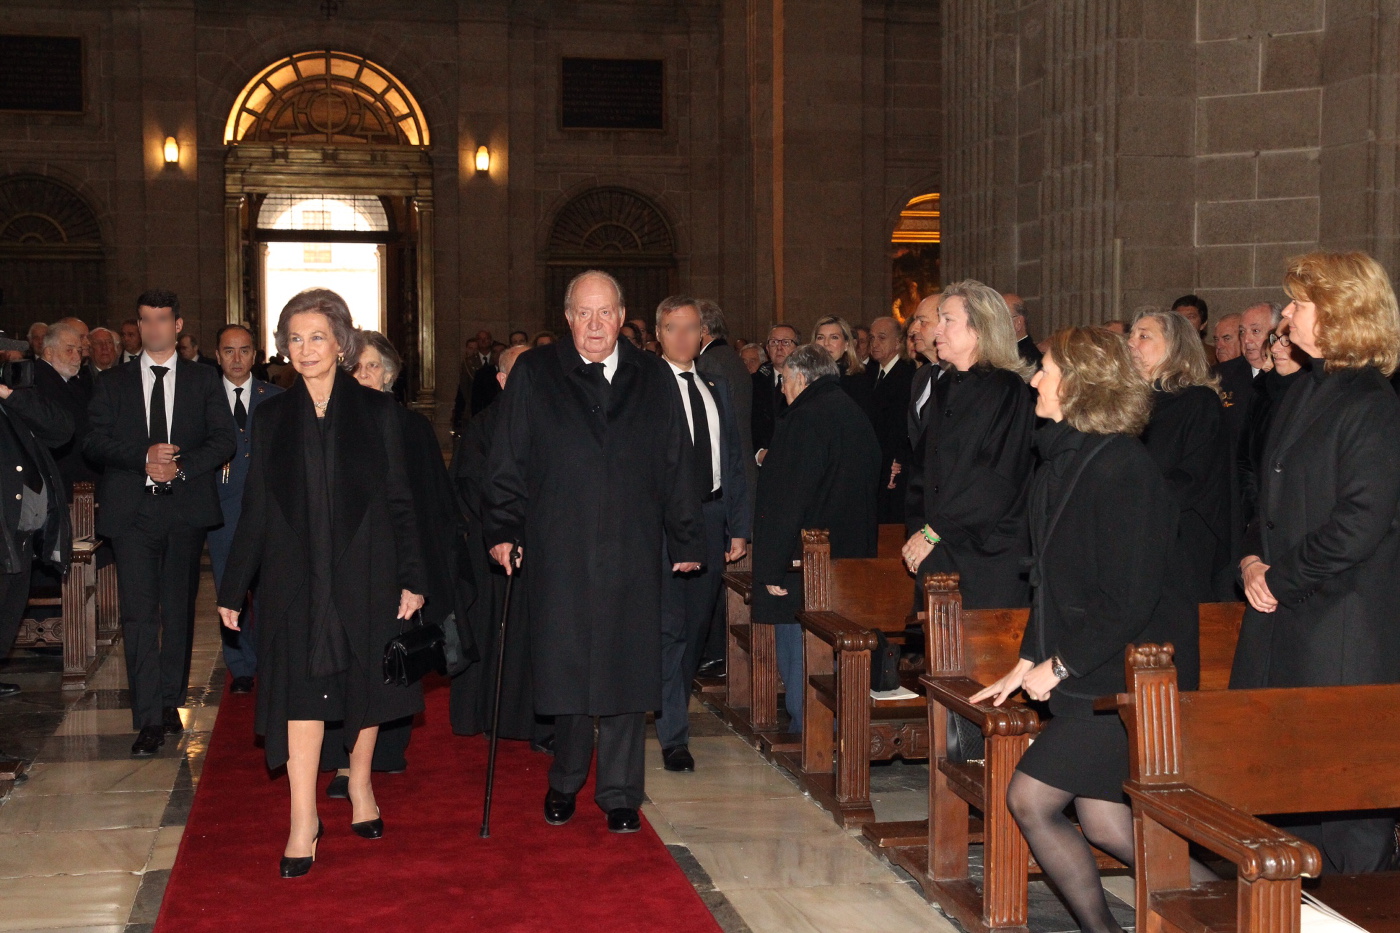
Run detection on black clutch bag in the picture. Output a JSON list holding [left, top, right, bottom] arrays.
[[382, 611, 446, 687]]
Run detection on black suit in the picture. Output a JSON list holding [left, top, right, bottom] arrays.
[[907, 360, 942, 453], [1230, 363, 1400, 872], [85, 356, 237, 730], [31, 359, 99, 497], [1213, 355, 1258, 445], [864, 358, 915, 523], [0, 389, 72, 665], [1017, 335, 1043, 369], [750, 362, 787, 455], [470, 362, 501, 416]]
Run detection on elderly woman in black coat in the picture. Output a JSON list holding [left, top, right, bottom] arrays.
[[751, 343, 880, 730], [1233, 251, 1400, 873], [902, 280, 1035, 609], [1129, 308, 1233, 601], [975, 327, 1206, 933], [217, 289, 425, 878]]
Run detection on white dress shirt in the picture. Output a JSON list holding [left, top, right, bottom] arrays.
[[596, 343, 621, 383], [222, 374, 252, 417], [139, 349, 177, 486], [667, 359, 722, 492]]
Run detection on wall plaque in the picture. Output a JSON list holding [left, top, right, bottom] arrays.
[[561, 58, 664, 131], [0, 36, 83, 113]]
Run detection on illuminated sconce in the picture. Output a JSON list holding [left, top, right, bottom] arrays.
[[163, 136, 179, 164], [474, 145, 490, 173]]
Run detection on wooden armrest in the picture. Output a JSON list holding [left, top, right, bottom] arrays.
[[920, 674, 1040, 736], [1092, 692, 1128, 713], [796, 611, 879, 651], [1123, 782, 1322, 882]]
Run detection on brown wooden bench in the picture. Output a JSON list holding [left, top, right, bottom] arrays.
[[1121, 644, 1400, 933], [781, 528, 920, 826], [708, 523, 906, 754], [13, 482, 108, 690], [866, 576, 1243, 933]]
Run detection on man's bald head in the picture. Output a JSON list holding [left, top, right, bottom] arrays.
[[1001, 293, 1028, 339], [498, 344, 527, 378]]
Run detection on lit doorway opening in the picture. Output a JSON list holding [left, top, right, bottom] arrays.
[[258, 194, 388, 357]]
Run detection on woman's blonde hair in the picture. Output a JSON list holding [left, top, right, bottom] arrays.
[[811, 315, 865, 376], [1049, 327, 1154, 436], [1131, 307, 1221, 397], [1284, 250, 1400, 375], [939, 280, 1034, 381]]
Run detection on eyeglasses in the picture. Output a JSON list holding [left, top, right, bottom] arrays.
[[766, 338, 796, 349], [1267, 332, 1291, 347]]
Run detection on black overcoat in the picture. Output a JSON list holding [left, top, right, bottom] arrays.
[[483, 339, 704, 716], [905, 365, 1035, 609], [216, 372, 426, 768], [1237, 368, 1304, 537], [1141, 386, 1233, 602], [1019, 423, 1198, 707], [1230, 364, 1400, 688], [750, 376, 881, 625]]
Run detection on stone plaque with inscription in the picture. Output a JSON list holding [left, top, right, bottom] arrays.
[[0, 35, 83, 113], [561, 58, 664, 131]]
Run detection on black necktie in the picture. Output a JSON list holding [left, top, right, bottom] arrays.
[[233, 386, 247, 430], [875, 367, 885, 388], [680, 372, 714, 497], [149, 365, 169, 444], [0, 409, 42, 493], [586, 361, 610, 411]]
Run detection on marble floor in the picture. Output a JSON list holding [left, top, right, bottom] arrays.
[[0, 558, 1132, 933]]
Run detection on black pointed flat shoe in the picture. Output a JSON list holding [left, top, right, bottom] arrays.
[[280, 820, 323, 878]]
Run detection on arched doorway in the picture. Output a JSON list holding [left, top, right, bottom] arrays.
[[0, 174, 104, 335], [223, 50, 434, 410], [890, 192, 941, 322], [545, 187, 676, 330]]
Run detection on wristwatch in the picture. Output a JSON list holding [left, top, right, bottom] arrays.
[[1050, 655, 1070, 681]]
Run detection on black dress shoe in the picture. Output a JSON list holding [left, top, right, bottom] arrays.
[[280, 820, 323, 878], [544, 787, 576, 826], [351, 808, 384, 839], [662, 745, 695, 772], [696, 658, 726, 678], [131, 726, 165, 757], [607, 807, 642, 833], [229, 676, 254, 694], [0, 682, 20, 699], [530, 734, 555, 755], [161, 706, 184, 735], [326, 774, 350, 799]]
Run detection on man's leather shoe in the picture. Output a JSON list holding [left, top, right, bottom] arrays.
[[326, 774, 350, 799], [0, 682, 19, 699], [662, 745, 695, 772], [131, 726, 165, 757], [544, 788, 576, 825], [607, 808, 642, 833], [162, 707, 184, 735], [229, 676, 254, 694], [696, 658, 726, 678], [530, 734, 555, 755]]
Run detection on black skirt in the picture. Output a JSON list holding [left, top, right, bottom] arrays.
[[1015, 700, 1130, 803]]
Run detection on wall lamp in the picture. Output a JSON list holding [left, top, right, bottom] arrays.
[[475, 145, 490, 173], [163, 136, 179, 164]]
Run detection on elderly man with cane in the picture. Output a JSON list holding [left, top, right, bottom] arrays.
[[485, 269, 704, 833]]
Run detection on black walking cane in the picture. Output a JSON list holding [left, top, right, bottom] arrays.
[[480, 544, 521, 838]]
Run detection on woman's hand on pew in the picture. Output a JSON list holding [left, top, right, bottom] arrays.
[[1241, 556, 1277, 613], [765, 585, 788, 597], [971, 658, 1035, 707], [217, 607, 241, 632]]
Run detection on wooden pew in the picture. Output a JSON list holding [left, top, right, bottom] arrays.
[[708, 523, 905, 754], [1122, 644, 1400, 933], [782, 528, 919, 826], [13, 484, 107, 690], [868, 575, 1244, 933]]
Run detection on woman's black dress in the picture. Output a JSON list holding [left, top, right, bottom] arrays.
[[1015, 421, 1198, 801], [837, 357, 873, 416]]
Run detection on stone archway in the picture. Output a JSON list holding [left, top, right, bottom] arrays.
[[223, 50, 435, 410], [0, 174, 104, 334], [544, 187, 677, 331]]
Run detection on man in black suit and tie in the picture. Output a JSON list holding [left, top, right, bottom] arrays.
[[864, 316, 915, 524], [1214, 303, 1275, 444], [751, 323, 798, 464], [85, 290, 237, 756], [906, 294, 944, 457], [32, 322, 99, 498], [654, 297, 751, 772]]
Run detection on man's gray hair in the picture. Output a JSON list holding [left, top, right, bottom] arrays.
[[90, 326, 117, 341], [43, 321, 79, 351], [696, 298, 727, 339], [564, 269, 625, 313], [782, 343, 839, 385], [870, 315, 905, 340], [1268, 302, 1285, 327], [655, 294, 700, 329]]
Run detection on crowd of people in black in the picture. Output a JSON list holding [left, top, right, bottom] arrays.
[[0, 250, 1397, 912]]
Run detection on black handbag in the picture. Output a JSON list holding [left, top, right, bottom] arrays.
[[382, 611, 446, 686], [870, 630, 901, 692]]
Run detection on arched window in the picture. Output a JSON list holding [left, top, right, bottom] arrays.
[[224, 50, 429, 147], [0, 174, 104, 332], [545, 187, 676, 328]]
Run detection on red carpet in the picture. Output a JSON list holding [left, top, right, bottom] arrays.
[[155, 675, 722, 933]]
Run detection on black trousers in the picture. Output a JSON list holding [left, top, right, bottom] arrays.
[[657, 497, 727, 749], [0, 531, 34, 663], [549, 712, 646, 812], [1274, 813, 1398, 874], [111, 497, 205, 730]]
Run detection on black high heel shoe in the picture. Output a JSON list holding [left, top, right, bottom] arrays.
[[351, 807, 383, 839], [280, 820, 323, 878]]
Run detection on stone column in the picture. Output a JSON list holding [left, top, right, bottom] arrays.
[[414, 194, 436, 414]]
